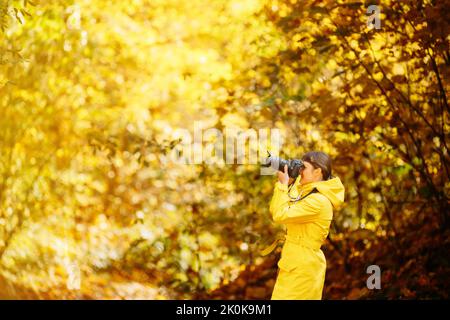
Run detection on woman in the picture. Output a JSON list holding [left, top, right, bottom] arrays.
[[269, 151, 345, 300]]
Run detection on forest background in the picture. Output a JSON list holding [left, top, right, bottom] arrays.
[[0, 0, 448, 299]]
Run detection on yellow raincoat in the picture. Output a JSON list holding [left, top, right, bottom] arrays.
[[269, 177, 345, 300]]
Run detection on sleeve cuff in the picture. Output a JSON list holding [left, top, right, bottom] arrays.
[[275, 181, 288, 192]]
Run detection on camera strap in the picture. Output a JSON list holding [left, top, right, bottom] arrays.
[[288, 187, 319, 203], [300, 187, 319, 200]]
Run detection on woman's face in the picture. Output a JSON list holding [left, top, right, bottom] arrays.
[[300, 161, 323, 184]]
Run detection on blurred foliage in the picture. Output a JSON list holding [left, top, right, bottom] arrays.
[[0, 0, 449, 299]]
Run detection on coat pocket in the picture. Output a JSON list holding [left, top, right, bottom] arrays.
[[277, 257, 299, 272]]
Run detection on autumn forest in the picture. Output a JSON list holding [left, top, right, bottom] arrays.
[[0, 0, 449, 299]]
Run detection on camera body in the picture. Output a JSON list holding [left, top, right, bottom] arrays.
[[262, 152, 305, 180]]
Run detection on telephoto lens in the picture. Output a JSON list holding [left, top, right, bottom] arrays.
[[262, 152, 305, 179]]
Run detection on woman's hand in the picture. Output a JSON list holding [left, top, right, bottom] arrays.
[[277, 165, 290, 186]]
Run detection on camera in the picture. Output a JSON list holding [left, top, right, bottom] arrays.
[[261, 152, 305, 180]]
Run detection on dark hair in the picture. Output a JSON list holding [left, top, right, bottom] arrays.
[[302, 151, 332, 180]]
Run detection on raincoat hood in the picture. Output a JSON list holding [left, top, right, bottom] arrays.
[[298, 176, 345, 209]]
